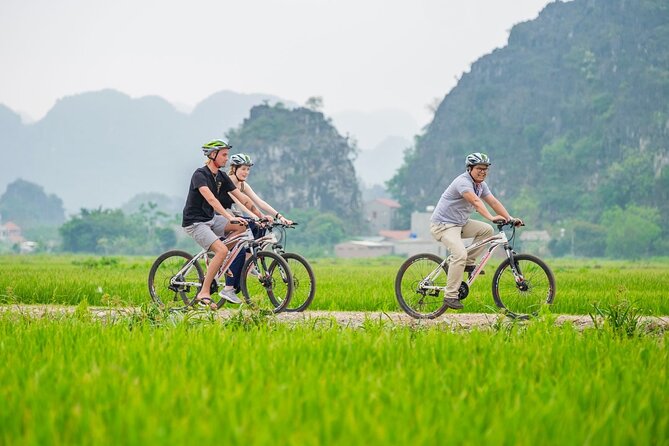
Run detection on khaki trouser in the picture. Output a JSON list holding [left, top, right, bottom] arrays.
[[430, 219, 493, 299]]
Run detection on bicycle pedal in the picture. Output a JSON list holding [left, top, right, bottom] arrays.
[[464, 265, 484, 276], [458, 281, 469, 300]]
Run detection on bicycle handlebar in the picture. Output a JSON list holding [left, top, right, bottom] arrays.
[[495, 218, 524, 230], [272, 221, 298, 228], [238, 215, 298, 228]]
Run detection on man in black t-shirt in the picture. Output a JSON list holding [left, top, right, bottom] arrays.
[[182, 139, 265, 309]]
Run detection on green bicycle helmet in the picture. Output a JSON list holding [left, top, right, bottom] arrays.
[[465, 152, 491, 167], [230, 153, 254, 166], [201, 139, 231, 156]]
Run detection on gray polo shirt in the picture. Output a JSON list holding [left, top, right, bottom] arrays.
[[430, 172, 491, 226]]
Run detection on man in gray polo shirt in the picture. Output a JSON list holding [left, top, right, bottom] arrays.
[[430, 153, 523, 310]]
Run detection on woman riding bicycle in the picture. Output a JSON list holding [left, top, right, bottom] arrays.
[[181, 139, 265, 309], [222, 153, 294, 293], [429, 152, 523, 310], [228, 153, 293, 227]]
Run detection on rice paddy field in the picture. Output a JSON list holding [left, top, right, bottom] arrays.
[[1, 254, 668, 444], [2, 255, 669, 315]]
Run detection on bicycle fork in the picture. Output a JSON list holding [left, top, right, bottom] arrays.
[[504, 247, 528, 290]]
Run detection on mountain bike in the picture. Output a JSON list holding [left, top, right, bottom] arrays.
[[258, 221, 316, 312], [148, 223, 293, 313], [395, 220, 555, 319]]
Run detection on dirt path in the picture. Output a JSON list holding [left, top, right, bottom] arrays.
[[4, 304, 668, 330]]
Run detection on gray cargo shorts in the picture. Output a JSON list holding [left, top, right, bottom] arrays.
[[183, 214, 230, 250]]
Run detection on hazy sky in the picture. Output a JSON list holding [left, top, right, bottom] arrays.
[[0, 0, 555, 126]]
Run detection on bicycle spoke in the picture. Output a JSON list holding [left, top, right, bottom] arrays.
[[395, 254, 450, 319], [282, 253, 316, 312], [148, 251, 203, 311], [492, 254, 555, 317], [242, 252, 293, 313]]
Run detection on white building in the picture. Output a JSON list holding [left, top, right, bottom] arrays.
[[334, 240, 394, 258], [363, 198, 401, 236]]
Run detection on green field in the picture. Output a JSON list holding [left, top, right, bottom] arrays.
[[1, 254, 668, 315], [0, 309, 667, 445], [1, 255, 667, 444]]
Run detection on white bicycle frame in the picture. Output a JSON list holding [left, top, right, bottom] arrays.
[[169, 226, 278, 291], [419, 230, 521, 293], [258, 223, 291, 254]]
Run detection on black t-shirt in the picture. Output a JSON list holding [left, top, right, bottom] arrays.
[[181, 166, 236, 227]]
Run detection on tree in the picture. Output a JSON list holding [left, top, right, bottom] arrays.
[[572, 221, 607, 257], [59, 208, 137, 253], [0, 179, 65, 229], [274, 208, 346, 255], [304, 96, 324, 112], [155, 227, 177, 252], [305, 213, 346, 246], [601, 205, 661, 258], [599, 149, 655, 209]]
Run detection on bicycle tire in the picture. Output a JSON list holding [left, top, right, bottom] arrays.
[[280, 252, 316, 312], [395, 253, 450, 319], [148, 250, 204, 310], [492, 253, 556, 318], [240, 251, 293, 313]]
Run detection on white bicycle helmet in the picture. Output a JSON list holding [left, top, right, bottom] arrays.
[[230, 153, 254, 166], [465, 152, 491, 167]]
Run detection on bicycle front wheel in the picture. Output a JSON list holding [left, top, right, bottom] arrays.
[[492, 253, 556, 318], [395, 253, 450, 319], [148, 250, 204, 311], [281, 252, 316, 312], [240, 251, 293, 313]]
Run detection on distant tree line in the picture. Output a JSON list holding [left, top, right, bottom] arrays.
[[0, 178, 348, 256], [1, 177, 664, 258]]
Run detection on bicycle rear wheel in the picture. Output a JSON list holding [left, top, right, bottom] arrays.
[[148, 250, 204, 311], [281, 252, 316, 312], [492, 253, 556, 318], [395, 253, 450, 319], [240, 251, 293, 313]]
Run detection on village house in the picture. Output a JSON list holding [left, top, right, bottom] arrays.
[[334, 240, 394, 258], [363, 198, 401, 236], [0, 221, 24, 244], [337, 204, 448, 258], [338, 205, 549, 259]]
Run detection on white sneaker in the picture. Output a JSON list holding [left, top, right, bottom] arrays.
[[218, 288, 242, 304]]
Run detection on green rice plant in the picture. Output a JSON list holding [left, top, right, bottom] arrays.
[[0, 313, 667, 445], [590, 300, 645, 338], [73, 298, 92, 322]]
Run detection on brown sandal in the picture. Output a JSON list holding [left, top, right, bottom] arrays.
[[193, 296, 218, 310]]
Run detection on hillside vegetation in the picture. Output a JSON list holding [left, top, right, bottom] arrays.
[[227, 104, 362, 224], [389, 0, 669, 256]]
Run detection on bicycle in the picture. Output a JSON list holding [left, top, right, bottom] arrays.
[[395, 220, 556, 319], [258, 221, 316, 312], [148, 222, 294, 313]]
